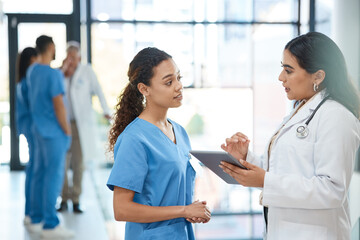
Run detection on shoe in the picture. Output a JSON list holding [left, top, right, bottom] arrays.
[[41, 225, 75, 239], [57, 201, 68, 212], [72, 203, 84, 214], [23, 215, 32, 225], [26, 223, 42, 233]]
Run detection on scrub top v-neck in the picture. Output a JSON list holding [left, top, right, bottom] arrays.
[[107, 117, 196, 240]]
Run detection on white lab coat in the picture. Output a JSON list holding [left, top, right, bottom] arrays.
[[65, 64, 110, 162], [247, 92, 360, 240]]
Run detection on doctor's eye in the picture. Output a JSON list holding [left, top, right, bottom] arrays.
[[177, 75, 183, 81]]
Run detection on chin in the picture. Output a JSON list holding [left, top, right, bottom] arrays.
[[171, 102, 182, 108]]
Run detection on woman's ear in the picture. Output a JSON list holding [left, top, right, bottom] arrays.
[[314, 69, 326, 86], [137, 83, 149, 96]]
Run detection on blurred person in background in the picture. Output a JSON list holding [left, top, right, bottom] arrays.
[[57, 41, 111, 213], [15, 47, 38, 225], [220, 32, 360, 240], [107, 47, 211, 240], [26, 35, 73, 238]]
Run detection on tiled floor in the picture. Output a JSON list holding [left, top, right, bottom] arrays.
[[0, 165, 124, 240]]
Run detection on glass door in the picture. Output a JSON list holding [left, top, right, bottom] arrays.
[[17, 23, 67, 164], [7, 13, 72, 170]]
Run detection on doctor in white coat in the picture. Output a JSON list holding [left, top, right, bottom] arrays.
[[58, 41, 111, 213], [219, 32, 360, 240]]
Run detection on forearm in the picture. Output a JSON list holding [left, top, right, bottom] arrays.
[[114, 201, 185, 223]]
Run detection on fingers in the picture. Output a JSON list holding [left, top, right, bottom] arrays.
[[234, 132, 249, 140], [187, 217, 209, 224], [238, 159, 254, 169]]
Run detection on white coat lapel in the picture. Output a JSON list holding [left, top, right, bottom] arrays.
[[281, 92, 325, 131]]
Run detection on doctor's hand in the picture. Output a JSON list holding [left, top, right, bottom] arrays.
[[220, 160, 265, 188], [185, 200, 211, 223], [221, 132, 250, 160]]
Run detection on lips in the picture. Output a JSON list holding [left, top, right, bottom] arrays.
[[284, 87, 290, 93], [174, 93, 183, 100]]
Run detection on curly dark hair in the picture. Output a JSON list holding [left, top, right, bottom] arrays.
[[108, 47, 172, 152]]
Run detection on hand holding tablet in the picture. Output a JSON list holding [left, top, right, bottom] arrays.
[[190, 150, 247, 184]]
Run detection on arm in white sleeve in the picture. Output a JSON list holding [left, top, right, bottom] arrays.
[[88, 65, 111, 115], [246, 150, 266, 169], [262, 106, 360, 209]]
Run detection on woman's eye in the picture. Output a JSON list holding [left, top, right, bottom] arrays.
[[177, 75, 183, 81], [285, 69, 292, 74], [166, 81, 172, 86]]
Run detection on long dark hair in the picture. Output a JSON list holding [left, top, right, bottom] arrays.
[[285, 32, 360, 118], [108, 47, 172, 152], [16, 47, 38, 83]]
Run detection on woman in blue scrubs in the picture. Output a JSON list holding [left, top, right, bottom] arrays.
[[107, 47, 211, 240], [15, 47, 38, 224]]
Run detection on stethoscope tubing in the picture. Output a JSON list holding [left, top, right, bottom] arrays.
[[296, 95, 330, 138]]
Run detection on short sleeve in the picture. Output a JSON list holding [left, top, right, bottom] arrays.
[[50, 69, 65, 98], [107, 133, 148, 193]]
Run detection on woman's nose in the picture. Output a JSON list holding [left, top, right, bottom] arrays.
[[176, 79, 183, 91], [278, 70, 285, 82]]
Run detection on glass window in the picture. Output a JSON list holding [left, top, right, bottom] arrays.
[[2, 0, 73, 14], [92, 0, 194, 21], [0, 17, 9, 164], [253, 24, 294, 154], [92, 0, 253, 22], [315, 0, 334, 36], [254, 0, 298, 22], [18, 23, 67, 68], [17, 23, 67, 164]]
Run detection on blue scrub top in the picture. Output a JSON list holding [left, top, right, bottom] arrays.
[[107, 118, 196, 240], [16, 77, 32, 136], [26, 63, 66, 138]]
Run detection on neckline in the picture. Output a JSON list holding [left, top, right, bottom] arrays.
[[137, 117, 177, 145]]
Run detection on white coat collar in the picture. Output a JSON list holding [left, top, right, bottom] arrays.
[[282, 90, 327, 130]]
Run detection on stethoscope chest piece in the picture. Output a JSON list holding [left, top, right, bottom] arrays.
[[296, 125, 309, 138]]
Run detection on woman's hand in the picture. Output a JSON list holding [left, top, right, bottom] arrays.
[[221, 132, 250, 160], [219, 159, 265, 188], [185, 200, 211, 223]]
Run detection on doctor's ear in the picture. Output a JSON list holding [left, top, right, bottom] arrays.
[[314, 70, 325, 86], [137, 83, 150, 96]]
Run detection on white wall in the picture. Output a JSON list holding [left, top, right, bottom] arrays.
[[332, 0, 360, 227]]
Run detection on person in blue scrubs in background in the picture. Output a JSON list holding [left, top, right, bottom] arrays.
[[107, 47, 211, 240], [15, 47, 38, 225], [26, 35, 73, 238]]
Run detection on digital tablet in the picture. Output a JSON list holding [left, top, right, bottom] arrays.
[[190, 150, 247, 185]]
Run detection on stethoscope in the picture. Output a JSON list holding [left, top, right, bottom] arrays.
[[296, 96, 330, 139]]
